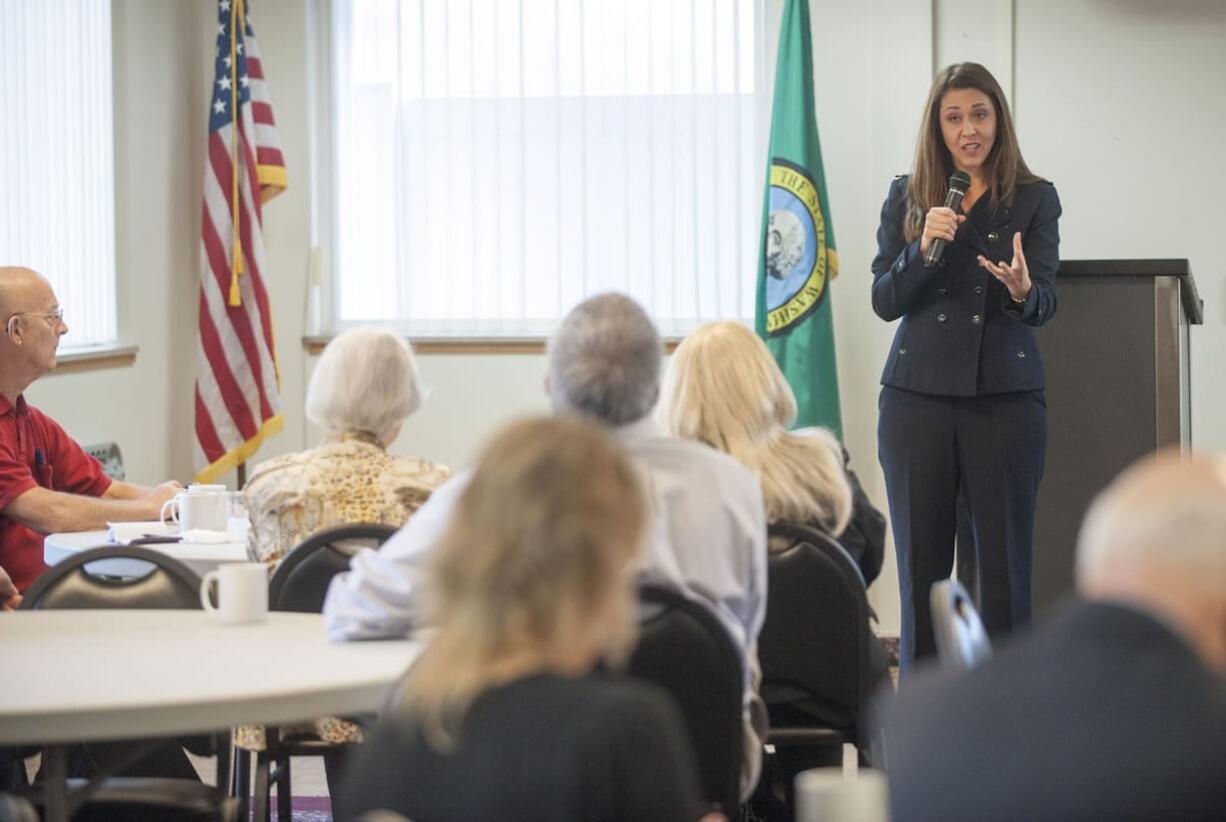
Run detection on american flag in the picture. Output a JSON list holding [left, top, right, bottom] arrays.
[[194, 0, 287, 482]]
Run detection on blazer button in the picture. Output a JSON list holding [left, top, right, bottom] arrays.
[[898, 348, 907, 355], [971, 314, 982, 325], [987, 231, 999, 243], [937, 313, 948, 323], [974, 286, 984, 295], [937, 287, 948, 296], [1017, 350, 1027, 358]]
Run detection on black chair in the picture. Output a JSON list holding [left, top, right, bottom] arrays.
[[929, 579, 992, 670], [625, 584, 743, 816], [756, 520, 890, 820], [759, 521, 885, 751], [243, 523, 398, 822], [19, 546, 237, 821], [21, 545, 202, 611]]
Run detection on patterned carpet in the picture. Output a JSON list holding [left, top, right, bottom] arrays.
[[269, 795, 332, 822]]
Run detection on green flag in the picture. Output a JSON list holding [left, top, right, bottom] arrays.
[[755, 0, 842, 440]]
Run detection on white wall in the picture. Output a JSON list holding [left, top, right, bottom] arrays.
[[27, 0, 207, 484], [26, 0, 1226, 636]]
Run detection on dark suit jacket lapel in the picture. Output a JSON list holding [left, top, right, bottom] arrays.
[[963, 196, 1014, 260]]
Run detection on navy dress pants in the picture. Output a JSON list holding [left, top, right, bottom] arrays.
[[878, 386, 1047, 672]]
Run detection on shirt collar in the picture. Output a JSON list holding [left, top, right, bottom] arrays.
[[0, 393, 26, 418], [615, 415, 661, 442]]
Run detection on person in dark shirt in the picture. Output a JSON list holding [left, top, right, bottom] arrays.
[[337, 416, 711, 822], [877, 451, 1226, 821]]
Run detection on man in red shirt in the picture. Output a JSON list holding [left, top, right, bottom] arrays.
[[0, 266, 181, 592]]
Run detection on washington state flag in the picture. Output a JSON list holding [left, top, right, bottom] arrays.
[[755, 0, 842, 439]]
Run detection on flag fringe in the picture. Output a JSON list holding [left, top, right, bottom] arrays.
[[193, 414, 284, 484]]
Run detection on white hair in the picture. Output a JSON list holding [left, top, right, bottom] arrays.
[[306, 328, 425, 437], [547, 292, 662, 426]]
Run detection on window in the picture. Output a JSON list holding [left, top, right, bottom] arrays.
[[0, 0, 117, 349], [325, 0, 762, 337]]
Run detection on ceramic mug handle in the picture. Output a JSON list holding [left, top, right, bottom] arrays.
[[200, 570, 221, 613], [160, 498, 180, 525]]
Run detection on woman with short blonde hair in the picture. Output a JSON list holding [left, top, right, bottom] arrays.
[[337, 416, 706, 822]]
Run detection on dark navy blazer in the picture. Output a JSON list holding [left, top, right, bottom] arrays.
[[871, 176, 1061, 396]]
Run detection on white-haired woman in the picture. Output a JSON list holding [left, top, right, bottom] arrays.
[[243, 327, 450, 567], [236, 328, 450, 794], [659, 321, 885, 583], [336, 416, 711, 822]]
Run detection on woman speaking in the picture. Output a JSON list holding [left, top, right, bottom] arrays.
[[871, 62, 1061, 671]]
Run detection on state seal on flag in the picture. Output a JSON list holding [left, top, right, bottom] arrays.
[[764, 158, 830, 336]]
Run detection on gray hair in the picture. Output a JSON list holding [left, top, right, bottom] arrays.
[[547, 293, 662, 426], [306, 327, 425, 436]]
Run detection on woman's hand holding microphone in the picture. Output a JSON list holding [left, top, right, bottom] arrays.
[[920, 206, 966, 257], [921, 205, 1032, 304]]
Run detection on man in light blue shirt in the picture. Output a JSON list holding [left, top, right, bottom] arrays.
[[323, 292, 768, 797]]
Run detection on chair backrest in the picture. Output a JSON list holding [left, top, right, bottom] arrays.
[[759, 520, 874, 732], [929, 579, 992, 670], [20, 546, 202, 611], [268, 523, 398, 613], [626, 584, 743, 815]]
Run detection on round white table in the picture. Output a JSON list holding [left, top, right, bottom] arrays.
[[0, 610, 420, 821], [44, 530, 248, 576], [0, 610, 420, 745]]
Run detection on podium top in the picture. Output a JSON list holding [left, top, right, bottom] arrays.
[[1059, 259, 1203, 325]]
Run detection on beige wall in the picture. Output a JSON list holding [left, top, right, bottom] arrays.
[[26, 0, 1226, 636]]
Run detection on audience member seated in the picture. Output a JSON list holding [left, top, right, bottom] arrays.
[[243, 327, 450, 566], [877, 450, 1226, 822], [0, 266, 181, 593], [335, 416, 709, 822], [236, 327, 450, 796], [324, 293, 770, 800], [659, 320, 886, 584]]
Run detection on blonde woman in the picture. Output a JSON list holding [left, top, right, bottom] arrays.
[[660, 320, 885, 583], [236, 328, 450, 794], [335, 417, 708, 822]]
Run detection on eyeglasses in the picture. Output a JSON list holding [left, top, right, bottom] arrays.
[[12, 309, 64, 326], [6, 307, 65, 329]]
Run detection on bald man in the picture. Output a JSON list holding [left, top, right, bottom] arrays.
[[877, 451, 1226, 822], [0, 266, 181, 592]]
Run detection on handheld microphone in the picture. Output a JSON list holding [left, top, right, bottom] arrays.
[[923, 170, 972, 268]]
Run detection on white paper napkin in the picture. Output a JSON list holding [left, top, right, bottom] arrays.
[[108, 521, 176, 544]]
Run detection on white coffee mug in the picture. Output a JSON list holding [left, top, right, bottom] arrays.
[[795, 768, 889, 822], [161, 488, 227, 532], [199, 562, 269, 625]]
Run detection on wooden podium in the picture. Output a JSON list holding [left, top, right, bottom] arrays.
[[1030, 259, 1203, 614]]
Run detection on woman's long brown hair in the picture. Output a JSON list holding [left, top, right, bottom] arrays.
[[904, 62, 1041, 242]]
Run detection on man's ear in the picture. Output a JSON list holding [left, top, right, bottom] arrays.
[[5, 315, 21, 343]]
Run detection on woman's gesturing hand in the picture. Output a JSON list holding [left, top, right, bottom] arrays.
[[920, 206, 966, 256], [978, 231, 1031, 303]]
